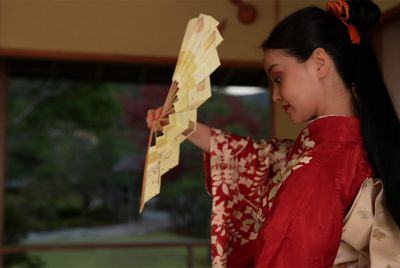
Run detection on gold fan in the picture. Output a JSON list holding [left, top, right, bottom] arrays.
[[140, 14, 223, 212]]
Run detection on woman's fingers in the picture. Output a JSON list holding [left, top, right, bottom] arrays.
[[146, 109, 155, 127], [146, 107, 166, 129], [155, 107, 163, 119]]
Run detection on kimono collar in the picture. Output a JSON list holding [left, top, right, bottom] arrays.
[[302, 115, 362, 144]]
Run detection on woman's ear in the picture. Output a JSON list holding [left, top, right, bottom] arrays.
[[311, 48, 331, 79]]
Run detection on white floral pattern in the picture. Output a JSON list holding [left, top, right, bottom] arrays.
[[207, 127, 315, 267]]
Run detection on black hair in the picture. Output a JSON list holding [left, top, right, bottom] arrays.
[[261, 1, 400, 227]]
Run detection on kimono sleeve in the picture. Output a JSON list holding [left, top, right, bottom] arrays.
[[203, 128, 293, 267]]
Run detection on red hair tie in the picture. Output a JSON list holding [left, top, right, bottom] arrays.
[[327, 0, 361, 44]]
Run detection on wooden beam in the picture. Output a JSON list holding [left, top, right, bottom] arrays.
[[0, 48, 262, 69], [379, 4, 400, 28]]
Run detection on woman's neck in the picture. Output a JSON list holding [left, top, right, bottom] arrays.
[[318, 78, 357, 117]]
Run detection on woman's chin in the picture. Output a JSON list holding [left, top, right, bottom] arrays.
[[288, 114, 308, 124], [288, 116, 298, 124], [290, 118, 303, 124]]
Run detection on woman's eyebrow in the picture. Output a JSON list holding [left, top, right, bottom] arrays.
[[267, 64, 278, 75]]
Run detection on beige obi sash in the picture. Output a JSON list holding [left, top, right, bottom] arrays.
[[334, 178, 400, 267]]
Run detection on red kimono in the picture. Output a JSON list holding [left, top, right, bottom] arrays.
[[204, 115, 374, 267]]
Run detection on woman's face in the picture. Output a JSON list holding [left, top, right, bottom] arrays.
[[263, 49, 321, 123]]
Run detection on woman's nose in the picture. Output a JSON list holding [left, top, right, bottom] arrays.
[[272, 88, 281, 103]]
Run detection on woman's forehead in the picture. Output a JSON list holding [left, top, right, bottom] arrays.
[[264, 49, 293, 62], [263, 49, 296, 71]]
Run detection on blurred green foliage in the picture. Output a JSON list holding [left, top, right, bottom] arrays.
[[4, 78, 270, 266], [5, 79, 135, 266]]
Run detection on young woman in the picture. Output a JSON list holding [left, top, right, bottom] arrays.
[[147, 0, 400, 266]]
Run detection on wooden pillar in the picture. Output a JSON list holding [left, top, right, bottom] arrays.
[[0, 60, 8, 267]]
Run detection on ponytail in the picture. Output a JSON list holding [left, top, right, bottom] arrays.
[[354, 39, 400, 227]]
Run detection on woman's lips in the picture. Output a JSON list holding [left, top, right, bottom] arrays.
[[282, 104, 290, 112]]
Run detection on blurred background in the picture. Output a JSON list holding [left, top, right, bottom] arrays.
[[0, 0, 399, 267]]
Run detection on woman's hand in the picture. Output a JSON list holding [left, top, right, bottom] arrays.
[[146, 106, 162, 129], [146, 106, 211, 152], [146, 106, 169, 131]]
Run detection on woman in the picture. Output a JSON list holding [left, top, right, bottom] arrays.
[[147, 0, 400, 266]]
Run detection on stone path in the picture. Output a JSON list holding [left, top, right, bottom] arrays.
[[24, 210, 171, 243]]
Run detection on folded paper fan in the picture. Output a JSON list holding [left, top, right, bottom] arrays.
[[140, 14, 223, 213]]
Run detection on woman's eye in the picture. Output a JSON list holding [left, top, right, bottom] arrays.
[[273, 76, 281, 84]]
